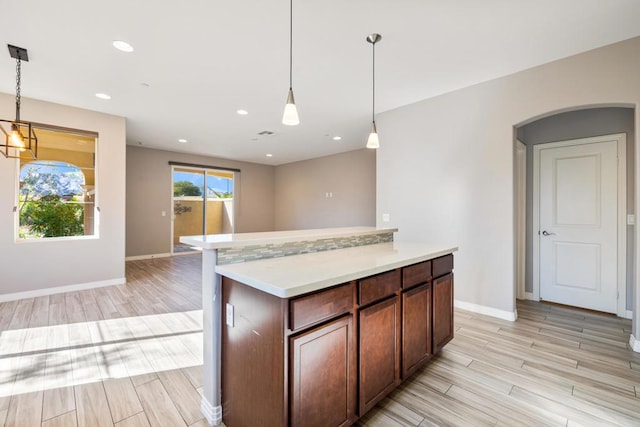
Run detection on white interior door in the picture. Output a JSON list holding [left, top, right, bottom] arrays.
[[538, 137, 619, 313]]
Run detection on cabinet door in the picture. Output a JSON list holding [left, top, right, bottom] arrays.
[[433, 273, 454, 353], [290, 315, 356, 427], [402, 283, 432, 378], [359, 296, 401, 415]]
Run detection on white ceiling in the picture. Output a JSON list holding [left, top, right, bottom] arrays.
[[2, 0, 640, 165]]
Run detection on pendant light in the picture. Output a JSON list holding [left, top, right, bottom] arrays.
[[1, 45, 37, 159], [366, 34, 381, 149], [282, 0, 300, 125]]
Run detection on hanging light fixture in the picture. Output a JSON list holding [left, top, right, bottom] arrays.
[[1, 45, 37, 159], [366, 34, 381, 149], [282, 0, 300, 125]]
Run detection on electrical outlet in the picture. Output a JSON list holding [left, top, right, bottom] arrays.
[[382, 213, 390, 222], [628, 214, 635, 225], [226, 303, 234, 327]]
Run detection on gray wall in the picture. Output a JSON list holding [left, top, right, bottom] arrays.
[[126, 146, 276, 257], [518, 107, 635, 311], [376, 36, 640, 338], [274, 149, 376, 230]]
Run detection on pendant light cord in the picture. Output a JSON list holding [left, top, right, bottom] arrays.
[[289, 0, 293, 90], [372, 41, 375, 122], [15, 58, 21, 122]]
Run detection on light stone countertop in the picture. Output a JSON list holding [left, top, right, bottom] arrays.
[[215, 241, 458, 298], [180, 226, 397, 250]]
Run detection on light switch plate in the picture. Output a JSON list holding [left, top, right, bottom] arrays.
[[628, 214, 635, 225], [226, 303, 234, 327], [382, 213, 390, 222]]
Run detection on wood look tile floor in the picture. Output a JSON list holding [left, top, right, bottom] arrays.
[[0, 255, 206, 427], [1, 254, 638, 426], [359, 300, 640, 427]]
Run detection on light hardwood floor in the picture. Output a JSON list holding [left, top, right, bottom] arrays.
[[1, 254, 638, 426]]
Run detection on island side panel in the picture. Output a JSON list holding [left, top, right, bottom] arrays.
[[201, 249, 222, 424], [221, 277, 288, 427]]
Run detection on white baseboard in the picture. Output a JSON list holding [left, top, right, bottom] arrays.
[[201, 397, 222, 426], [630, 334, 640, 353], [125, 252, 172, 261], [0, 277, 126, 303], [623, 310, 633, 320], [524, 292, 535, 301], [454, 299, 518, 322]]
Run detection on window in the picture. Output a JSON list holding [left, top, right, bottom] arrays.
[[17, 127, 97, 239]]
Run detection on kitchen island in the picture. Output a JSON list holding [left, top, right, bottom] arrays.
[[181, 227, 456, 426]]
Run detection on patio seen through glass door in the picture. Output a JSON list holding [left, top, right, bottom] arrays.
[[172, 166, 234, 253]]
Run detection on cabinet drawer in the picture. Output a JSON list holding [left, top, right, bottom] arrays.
[[432, 254, 453, 278], [402, 261, 431, 289], [359, 269, 400, 306], [290, 282, 355, 331]]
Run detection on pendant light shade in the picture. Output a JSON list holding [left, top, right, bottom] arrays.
[[366, 121, 379, 149], [1, 45, 37, 160], [366, 33, 381, 149], [283, 88, 299, 126], [282, 0, 300, 126]]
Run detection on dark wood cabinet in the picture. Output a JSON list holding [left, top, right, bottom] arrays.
[[221, 277, 287, 427], [290, 315, 356, 427], [433, 272, 454, 353], [401, 283, 432, 378], [221, 253, 454, 427], [359, 296, 401, 414]]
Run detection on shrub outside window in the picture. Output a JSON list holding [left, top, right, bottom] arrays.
[[17, 128, 97, 240]]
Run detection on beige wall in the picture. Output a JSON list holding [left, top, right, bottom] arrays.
[[127, 147, 377, 256], [274, 149, 376, 230], [377, 37, 640, 337], [0, 95, 126, 297], [126, 146, 275, 257]]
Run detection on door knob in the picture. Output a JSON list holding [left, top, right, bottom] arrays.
[[542, 230, 555, 236]]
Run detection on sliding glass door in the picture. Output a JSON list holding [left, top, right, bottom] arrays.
[[172, 166, 234, 253]]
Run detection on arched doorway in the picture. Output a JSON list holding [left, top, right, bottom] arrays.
[[514, 106, 635, 318]]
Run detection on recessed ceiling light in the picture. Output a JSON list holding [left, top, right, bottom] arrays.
[[332, 136, 342, 141], [178, 139, 188, 143], [266, 153, 273, 157], [113, 40, 134, 52], [236, 109, 249, 115], [95, 93, 111, 100]]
